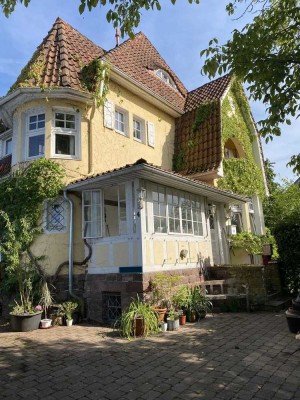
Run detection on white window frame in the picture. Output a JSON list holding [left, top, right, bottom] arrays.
[[43, 197, 68, 234], [52, 108, 80, 160], [82, 190, 103, 239], [155, 69, 177, 89], [150, 184, 205, 237], [133, 116, 145, 143], [25, 111, 45, 160], [4, 137, 12, 156], [114, 106, 129, 137]]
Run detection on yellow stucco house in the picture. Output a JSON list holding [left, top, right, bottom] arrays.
[[0, 18, 268, 321]]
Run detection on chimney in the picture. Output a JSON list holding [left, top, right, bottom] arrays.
[[115, 28, 120, 47]]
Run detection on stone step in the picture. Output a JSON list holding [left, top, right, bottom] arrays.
[[263, 298, 292, 312]]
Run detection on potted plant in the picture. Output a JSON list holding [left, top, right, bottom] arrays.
[[8, 255, 43, 332], [149, 273, 180, 321], [39, 281, 54, 329], [166, 307, 180, 331], [59, 301, 79, 326], [172, 285, 191, 325], [116, 296, 159, 339]]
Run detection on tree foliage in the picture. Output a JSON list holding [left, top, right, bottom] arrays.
[[263, 161, 300, 293], [0, 0, 200, 37], [201, 0, 300, 174]]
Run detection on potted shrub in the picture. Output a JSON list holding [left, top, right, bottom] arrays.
[[59, 301, 79, 326], [39, 281, 54, 329], [8, 256, 43, 332], [167, 307, 180, 331], [117, 296, 159, 339], [172, 285, 191, 325], [149, 273, 180, 321]]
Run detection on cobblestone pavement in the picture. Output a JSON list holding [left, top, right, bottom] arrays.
[[0, 312, 299, 400]]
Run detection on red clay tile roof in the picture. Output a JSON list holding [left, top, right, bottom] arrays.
[[185, 75, 232, 112], [0, 154, 12, 177], [173, 75, 232, 175], [10, 17, 105, 92], [105, 33, 187, 109]]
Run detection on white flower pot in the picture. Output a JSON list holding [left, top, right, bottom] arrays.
[[40, 318, 52, 329], [66, 319, 73, 326]]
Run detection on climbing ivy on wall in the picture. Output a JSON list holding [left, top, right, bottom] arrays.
[[0, 159, 64, 292], [218, 79, 265, 198], [81, 59, 110, 107]]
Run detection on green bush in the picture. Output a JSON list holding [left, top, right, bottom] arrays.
[[274, 211, 300, 294]]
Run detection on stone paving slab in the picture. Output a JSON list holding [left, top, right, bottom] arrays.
[[0, 312, 299, 399]]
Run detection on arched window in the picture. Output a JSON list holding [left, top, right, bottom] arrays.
[[155, 69, 177, 90], [224, 138, 245, 159]]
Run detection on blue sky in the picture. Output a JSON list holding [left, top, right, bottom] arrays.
[[0, 0, 298, 181]]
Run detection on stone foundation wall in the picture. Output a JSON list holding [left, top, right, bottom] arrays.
[[85, 268, 203, 322], [85, 273, 144, 322], [53, 273, 86, 302]]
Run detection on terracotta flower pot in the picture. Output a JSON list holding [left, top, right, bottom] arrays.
[[179, 314, 186, 325], [134, 317, 145, 337], [153, 307, 167, 322], [187, 311, 197, 323]]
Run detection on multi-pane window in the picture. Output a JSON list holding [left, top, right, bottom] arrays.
[[181, 196, 193, 234], [192, 200, 203, 236], [153, 187, 167, 233], [83, 191, 102, 238], [53, 111, 78, 157], [27, 113, 45, 159], [168, 191, 181, 233], [155, 69, 176, 89], [151, 186, 204, 236], [115, 109, 125, 133], [118, 184, 127, 235], [133, 118, 143, 142], [102, 292, 122, 322], [44, 197, 67, 233], [5, 138, 12, 156]]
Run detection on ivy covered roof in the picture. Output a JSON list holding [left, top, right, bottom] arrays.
[[9, 17, 105, 93]]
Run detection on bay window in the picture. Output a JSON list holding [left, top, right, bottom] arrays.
[[52, 110, 79, 158]]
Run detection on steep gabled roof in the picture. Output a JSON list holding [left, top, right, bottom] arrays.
[[185, 75, 232, 112], [105, 33, 187, 110], [9, 17, 105, 93]]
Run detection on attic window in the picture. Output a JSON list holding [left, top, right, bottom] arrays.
[[155, 69, 176, 89]]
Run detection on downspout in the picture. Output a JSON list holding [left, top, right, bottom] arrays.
[[63, 189, 79, 299]]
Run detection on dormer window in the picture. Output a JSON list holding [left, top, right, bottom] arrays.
[[155, 69, 176, 90]]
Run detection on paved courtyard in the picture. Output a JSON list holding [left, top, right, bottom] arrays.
[[0, 312, 299, 400]]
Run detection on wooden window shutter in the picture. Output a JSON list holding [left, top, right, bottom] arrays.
[[147, 121, 155, 147], [103, 100, 114, 129]]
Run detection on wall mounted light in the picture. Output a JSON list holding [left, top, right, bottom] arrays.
[[207, 203, 217, 217], [137, 187, 146, 209], [225, 205, 234, 220], [180, 249, 188, 260]]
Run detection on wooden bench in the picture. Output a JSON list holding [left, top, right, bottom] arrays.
[[200, 279, 249, 311]]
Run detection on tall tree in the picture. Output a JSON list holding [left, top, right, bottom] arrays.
[[201, 0, 300, 173]]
